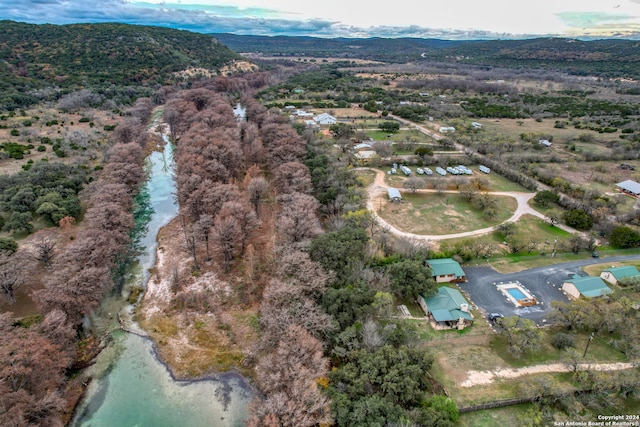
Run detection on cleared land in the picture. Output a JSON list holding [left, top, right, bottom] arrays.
[[377, 192, 517, 235]]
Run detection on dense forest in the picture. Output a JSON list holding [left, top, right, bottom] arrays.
[[0, 21, 243, 110]]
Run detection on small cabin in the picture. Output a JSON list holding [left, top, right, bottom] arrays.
[[426, 258, 466, 283]]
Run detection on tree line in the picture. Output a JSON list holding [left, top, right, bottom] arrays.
[[0, 108, 149, 425]]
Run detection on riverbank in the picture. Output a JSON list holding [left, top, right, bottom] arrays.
[[136, 195, 260, 381]]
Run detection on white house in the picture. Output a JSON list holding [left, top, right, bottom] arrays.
[[295, 110, 314, 117], [314, 113, 337, 125]]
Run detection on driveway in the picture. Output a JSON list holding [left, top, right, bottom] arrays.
[[458, 254, 640, 324]]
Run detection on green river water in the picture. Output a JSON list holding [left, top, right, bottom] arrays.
[[70, 138, 253, 427]]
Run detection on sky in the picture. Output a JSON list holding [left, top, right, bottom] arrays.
[[1, 0, 640, 39]]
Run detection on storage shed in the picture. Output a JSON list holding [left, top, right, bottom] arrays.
[[388, 188, 402, 203]]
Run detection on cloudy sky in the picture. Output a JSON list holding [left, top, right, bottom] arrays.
[[2, 0, 640, 39]]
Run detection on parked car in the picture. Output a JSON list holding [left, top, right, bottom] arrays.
[[488, 313, 504, 323], [592, 251, 599, 258]]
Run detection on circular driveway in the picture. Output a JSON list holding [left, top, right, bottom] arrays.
[[362, 168, 577, 241]]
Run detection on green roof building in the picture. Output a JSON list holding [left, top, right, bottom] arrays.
[[600, 266, 640, 286], [562, 276, 613, 299], [426, 258, 466, 283], [419, 287, 473, 330]]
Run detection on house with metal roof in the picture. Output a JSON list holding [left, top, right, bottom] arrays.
[[313, 113, 337, 125], [387, 188, 402, 203], [562, 275, 613, 299], [419, 287, 473, 330], [600, 266, 640, 286], [426, 258, 466, 283], [616, 180, 640, 197]]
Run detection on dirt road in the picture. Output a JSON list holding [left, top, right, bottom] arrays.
[[363, 168, 577, 241], [460, 362, 636, 387]]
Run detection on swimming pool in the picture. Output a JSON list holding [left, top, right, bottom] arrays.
[[507, 287, 527, 301], [496, 281, 538, 307]]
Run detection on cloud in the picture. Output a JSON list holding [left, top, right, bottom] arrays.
[[1, 0, 639, 39]]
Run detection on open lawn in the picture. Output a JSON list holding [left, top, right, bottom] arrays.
[[378, 192, 517, 235], [480, 117, 622, 146], [365, 129, 431, 144], [442, 215, 575, 266]]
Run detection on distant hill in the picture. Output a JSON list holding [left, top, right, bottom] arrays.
[[425, 37, 640, 78], [213, 33, 640, 78], [212, 33, 463, 63], [0, 21, 243, 110]]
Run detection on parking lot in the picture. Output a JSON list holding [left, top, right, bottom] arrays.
[[457, 264, 582, 325]]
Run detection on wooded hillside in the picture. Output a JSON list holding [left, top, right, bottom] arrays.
[[0, 21, 243, 110]]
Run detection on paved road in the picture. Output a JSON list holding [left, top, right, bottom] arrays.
[[458, 254, 640, 324], [363, 168, 577, 241]]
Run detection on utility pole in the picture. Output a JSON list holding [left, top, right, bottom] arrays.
[[551, 237, 558, 258], [583, 332, 595, 358]]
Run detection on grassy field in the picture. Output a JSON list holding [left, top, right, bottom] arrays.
[[427, 322, 631, 412], [479, 117, 622, 146], [364, 129, 431, 143], [378, 192, 517, 235]]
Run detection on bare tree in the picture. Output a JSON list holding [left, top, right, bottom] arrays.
[[194, 214, 214, 261], [247, 176, 270, 214], [180, 215, 200, 272], [32, 235, 56, 268], [212, 215, 240, 273], [251, 325, 332, 427], [276, 193, 321, 243], [0, 253, 27, 304], [219, 201, 261, 255], [402, 177, 424, 193], [360, 319, 384, 351], [273, 162, 312, 194]]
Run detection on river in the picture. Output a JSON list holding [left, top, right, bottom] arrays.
[[70, 136, 253, 427]]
